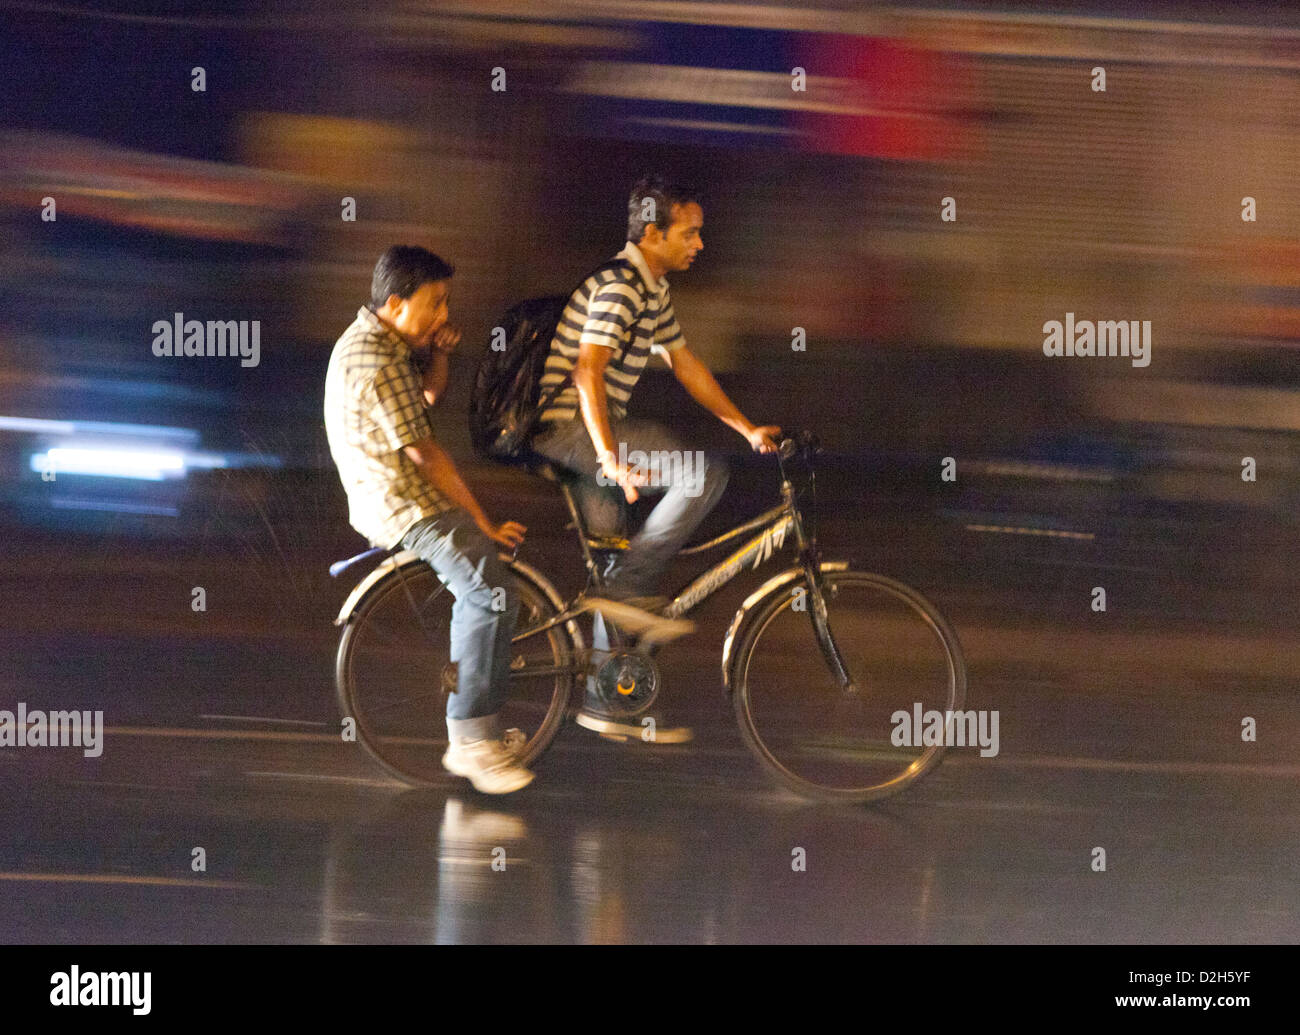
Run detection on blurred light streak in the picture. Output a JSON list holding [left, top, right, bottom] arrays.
[[0, 415, 198, 442], [3, 416, 281, 490], [32, 447, 186, 481], [564, 63, 873, 115], [970, 462, 1116, 483], [47, 498, 180, 516], [625, 116, 795, 136], [965, 525, 1096, 540]]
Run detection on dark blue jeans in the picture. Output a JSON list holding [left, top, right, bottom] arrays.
[[532, 416, 730, 597], [531, 416, 729, 694]]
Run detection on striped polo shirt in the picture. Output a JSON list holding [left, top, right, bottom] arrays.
[[536, 241, 686, 424], [324, 306, 456, 548]]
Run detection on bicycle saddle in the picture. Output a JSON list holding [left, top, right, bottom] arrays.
[[515, 456, 628, 550]]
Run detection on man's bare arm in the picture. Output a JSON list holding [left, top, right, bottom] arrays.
[[418, 349, 450, 407], [412, 324, 461, 407], [574, 342, 618, 458], [403, 437, 525, 548], [574, 342, 651, 501], [663, 346, 780, 452]]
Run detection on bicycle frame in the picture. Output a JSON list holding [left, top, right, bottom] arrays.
[[507, 501, 787, 648], [511, 450, 857, 694], [331, 435, 857, 694]]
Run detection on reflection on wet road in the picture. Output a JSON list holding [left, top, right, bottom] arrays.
[[2, 670, 1296, 943], [1, 482, 1297, 943]]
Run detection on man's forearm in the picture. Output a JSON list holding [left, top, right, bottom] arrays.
[[576, 369, 618, 459], [413, 442, 489, 527], [419, 349, 450, 407], [676, 357, 752, 435]]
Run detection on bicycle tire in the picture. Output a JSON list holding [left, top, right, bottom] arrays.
[[336, 555, 580, 786], [731, 566, 967, 803]]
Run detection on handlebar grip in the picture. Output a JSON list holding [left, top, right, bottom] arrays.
[[777, 431, 819, 459]]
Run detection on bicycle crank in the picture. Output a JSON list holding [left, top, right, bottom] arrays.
[[593, 650, 661, 717]]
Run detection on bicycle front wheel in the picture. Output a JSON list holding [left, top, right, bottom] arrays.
[[336, 557, 579, 786], [732, 568, 967, 803]]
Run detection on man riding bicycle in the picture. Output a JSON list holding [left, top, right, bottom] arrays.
[[530, 175, 781, 743], [324, 246, 535, 794]]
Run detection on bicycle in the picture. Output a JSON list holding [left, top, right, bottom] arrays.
[[330, 430, 967, 803]]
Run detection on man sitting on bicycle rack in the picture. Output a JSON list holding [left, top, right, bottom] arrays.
[[324, 246, 535, 794], [530, 175, 781, 743]]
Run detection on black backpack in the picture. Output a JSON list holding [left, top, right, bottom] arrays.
[[469, 259, 633, 463]]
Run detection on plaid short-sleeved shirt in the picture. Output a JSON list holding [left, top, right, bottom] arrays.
[[324, 306, 455, 548]]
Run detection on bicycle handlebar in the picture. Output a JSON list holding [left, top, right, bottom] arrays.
[[777, 429, 820, 460]]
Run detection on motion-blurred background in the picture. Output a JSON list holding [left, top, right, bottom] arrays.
[[2, 0, 1300, 946], [0, 0, 1297, 730]]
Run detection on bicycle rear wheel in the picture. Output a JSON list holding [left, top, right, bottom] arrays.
[[732, 567, 967, 803], [336, 557, 579, 786]]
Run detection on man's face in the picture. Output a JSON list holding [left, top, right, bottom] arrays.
[[643, 202, 704, 273], [386, 280, 449, 348]]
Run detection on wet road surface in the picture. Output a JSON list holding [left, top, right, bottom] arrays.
[[1, 466, 1298, 943]]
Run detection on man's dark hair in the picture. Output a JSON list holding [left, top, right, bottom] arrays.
[[627, 175, 702, 243], [370, 245, 455, 308]]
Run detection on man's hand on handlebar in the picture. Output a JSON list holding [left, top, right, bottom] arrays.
[[745, 424, 782, 454]]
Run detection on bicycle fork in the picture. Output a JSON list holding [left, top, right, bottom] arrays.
[[783, 479, 859, 696]]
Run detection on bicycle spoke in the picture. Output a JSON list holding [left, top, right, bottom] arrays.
[[357, 690, 443, 717], [349, 610, 407, 651], [734, 571, 964, 801], [412, 583, 451, 620], [338, 564, 577, 785]]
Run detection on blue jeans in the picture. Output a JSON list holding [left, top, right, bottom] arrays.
[[399, 509, 519, 744], [531, 417, 729, 695]]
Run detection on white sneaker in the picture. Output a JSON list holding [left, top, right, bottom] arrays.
[[442, 737, 534, 794]]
